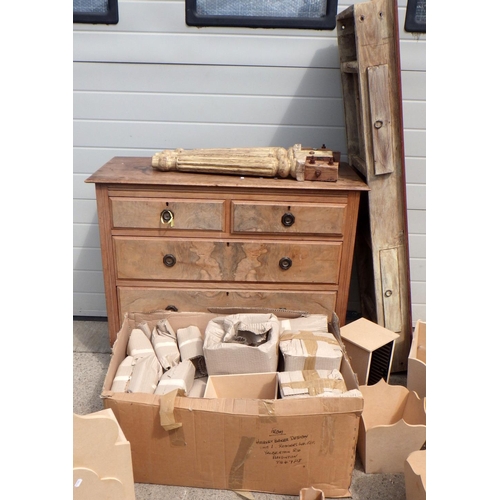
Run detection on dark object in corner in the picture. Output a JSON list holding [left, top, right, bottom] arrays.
[[404, 0, 425, 33]]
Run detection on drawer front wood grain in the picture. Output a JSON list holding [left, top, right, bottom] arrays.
[[118, 287, 337, 321], [111, 197, 225, 230], [114, 237, 342, 283], [232, 201, 347, 235]]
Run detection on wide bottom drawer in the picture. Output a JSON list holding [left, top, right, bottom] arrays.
[[118, 287, 337, 322]]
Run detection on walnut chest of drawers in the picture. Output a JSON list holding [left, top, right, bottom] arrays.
[[86, 157, 369, 345]]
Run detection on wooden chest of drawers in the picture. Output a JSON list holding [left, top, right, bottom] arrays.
[[86, 157, 369, 345]]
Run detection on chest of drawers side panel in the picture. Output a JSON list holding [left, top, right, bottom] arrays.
[[95, 184, 121, 341]]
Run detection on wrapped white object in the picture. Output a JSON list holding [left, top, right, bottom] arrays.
[[154, 360, 196, 396], [136, 320, 152, 340], [111, 356, 135, 392], [279, 330, 343, 371], [127, 328, 155, 358], [280, 314, 329, 334], [127, 354, 163, 394], [204, 313, 280, 375], [278, 369, 348, 398], [188, 377, 208, 398], [177, 325, 204, 360], [151, 318, 180, 370]]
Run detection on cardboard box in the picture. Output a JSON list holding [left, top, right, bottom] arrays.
[[339, 318, 399, 385], [101, 311, 363, 498], [73, 409, 136, 500], [407, 320, 426, 398], [357, 379, 426, 474], [205, 372, 278, 399], [404, 450, 426, 500]]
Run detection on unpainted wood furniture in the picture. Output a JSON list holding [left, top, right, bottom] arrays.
[[337, 0, 413, 370], [86, 157, 368, 345]]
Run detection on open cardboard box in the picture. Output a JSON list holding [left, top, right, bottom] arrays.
[[407, 320, 426, 399], [357, 379, 426, 474], [101, 311, 363, 498], [204, 372, 278, 399]]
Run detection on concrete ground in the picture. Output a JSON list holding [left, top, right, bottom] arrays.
[[73, 319, 409, 500]]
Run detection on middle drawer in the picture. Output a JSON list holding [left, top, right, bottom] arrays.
[[114, 237, 342, 284]]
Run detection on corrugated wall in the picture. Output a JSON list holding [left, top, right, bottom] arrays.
[[73, 0, 425, 324]]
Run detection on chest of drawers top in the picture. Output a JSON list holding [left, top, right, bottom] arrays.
[[86, 157, 368, 192]]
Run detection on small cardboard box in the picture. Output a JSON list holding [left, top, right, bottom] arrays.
[[357, 379, 426, 474], [407, 320, 426, 399], [101, 311, 363, 498], [204, 372, 278, 399], [340, 318, 399, 385]]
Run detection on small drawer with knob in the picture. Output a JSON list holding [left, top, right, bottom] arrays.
[[231, 201, 347, 236], [114, 237, 342, 284], [110, 197, 225, 231]]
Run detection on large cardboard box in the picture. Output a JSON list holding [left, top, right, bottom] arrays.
[[101, 311, 363, 498], [407, 320, 426, 398], [357, 379, 426, 474]]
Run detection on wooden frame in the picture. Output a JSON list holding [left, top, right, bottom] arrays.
[[337, 0, 413, 371]]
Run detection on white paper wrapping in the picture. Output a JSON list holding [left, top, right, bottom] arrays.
[[204, 313, 280, 375], [151, 318, 181, 371], [279, 330, 343, 372], [154, 360, 196, 396], [127, 354, 163, 394], [278, 369, 349, 398], [127, 328, 155, 358]]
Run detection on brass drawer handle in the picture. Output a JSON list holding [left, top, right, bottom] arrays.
[[279, 257, 292, 270], [163, 254, 176, 267], [160, 209, 174, 227], [281, 212, 295, 227]]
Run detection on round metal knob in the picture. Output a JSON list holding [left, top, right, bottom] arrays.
[[160, 209, 174, 224], [279, 257, 292, 270], [281, 212, 295, 227], [163, 254, 176, 267], [165, 305, 178, 311], [384, 289, 392, 297]]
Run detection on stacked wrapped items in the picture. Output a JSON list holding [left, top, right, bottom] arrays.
[[278, 369, 362, 399], [111, 327, 163, 394], [155, 359, 196, 396], [204, 313, 280, 375], [279, 329, 343, 372], [151, 318, 181, 370], [177, 325, 207, 377]]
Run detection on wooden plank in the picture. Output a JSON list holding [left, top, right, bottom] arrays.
[[338, 0, 412, 371], [367, 64, 395, 175], [379, 247, 402, 332]]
